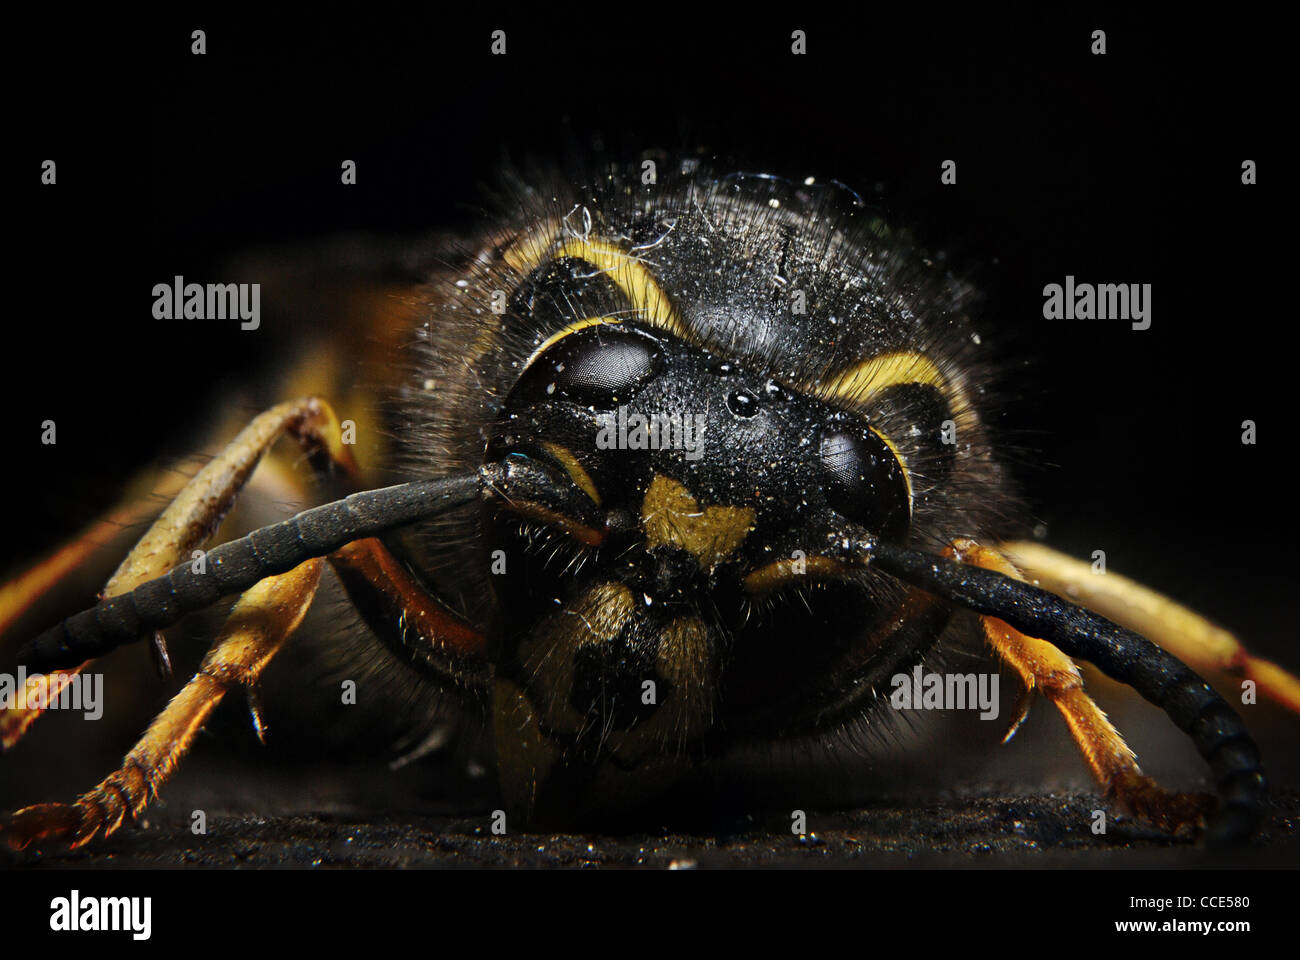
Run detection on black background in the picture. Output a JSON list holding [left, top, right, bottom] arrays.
[[5, 10, 1290, 661]]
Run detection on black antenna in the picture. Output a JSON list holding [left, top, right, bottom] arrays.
[[15, 457, 573, 675], [867, 539, 1265, 844]]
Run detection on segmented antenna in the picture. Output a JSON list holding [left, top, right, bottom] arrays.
[[16, 471, 489, 673], [869, 540, 1266, 844]]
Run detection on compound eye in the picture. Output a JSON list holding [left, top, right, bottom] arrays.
[[515, 324, 664, 408], [818, 424, 911, 541]]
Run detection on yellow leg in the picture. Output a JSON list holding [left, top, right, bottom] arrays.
[[0, 397, 356, 750], [1000, 539, 1300, 713], [1, 559, 325, 851], [0, 477, 179, 641], [950, 538, 1212, 833]]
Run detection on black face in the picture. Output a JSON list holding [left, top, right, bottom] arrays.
[[498, 321, 912, 563], [484, 320, 936, 789]]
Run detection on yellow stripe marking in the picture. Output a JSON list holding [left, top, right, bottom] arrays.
[[540, 441, 601, 507], [523, 316, 623, 371], [502, 218, 688, 343], [642, 475, 754, 575], [869, 425, 914, 512], [551, 238, 689, 340], [819, 350, 974, 428], [502, 218, 562, 275], [743, 555, 856, 594]]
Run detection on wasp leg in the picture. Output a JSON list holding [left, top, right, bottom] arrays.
[[950, 538, 1213, 834], [1, 559, 325, 851], [0, 467, 198, 748], [0, 407, 320, 648], [329, 537, 490, 687], [1, 397, 357, 751], [1000, 539, 1300, 714], [0, 477, 178, 642]]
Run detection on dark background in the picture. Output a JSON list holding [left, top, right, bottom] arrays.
[[3, 9, 1295, 845]]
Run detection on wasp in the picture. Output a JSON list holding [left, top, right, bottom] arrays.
[[2, 157, 1297, 851]]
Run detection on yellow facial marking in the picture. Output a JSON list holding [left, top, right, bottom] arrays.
[[501, 500, 605, 547], [518, 581, 636, 733], [641, 475, 755, 574], [502, 218, 689, 344], [551, 238, 689, 341], [602, 615, 716, 760], [648, 616, 716, 744], [743, 555, 857, 594], [502, 217, 563, 275], [513, 583, 717, 769], [869, 425, 914, 512], [540, 441, 601, 506], [656, 617, 712, 689], [522, 316, 623, 371], [819, 350, 974, 428]]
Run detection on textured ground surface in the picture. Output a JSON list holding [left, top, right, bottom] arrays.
[[6, 655, 1297, 870], [7, 791, 1298, 869]]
